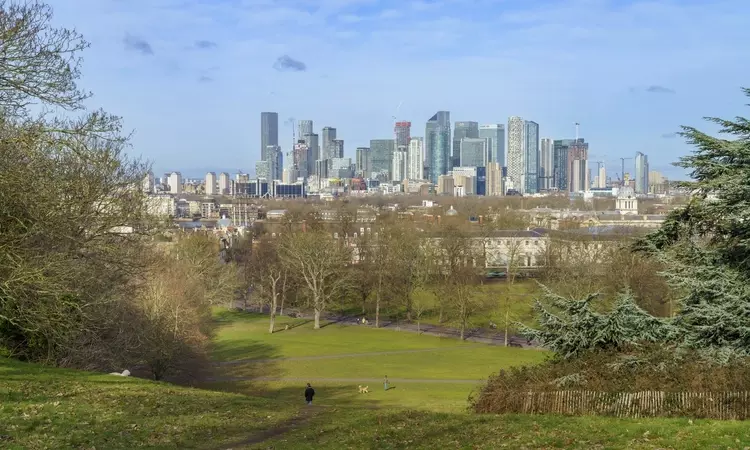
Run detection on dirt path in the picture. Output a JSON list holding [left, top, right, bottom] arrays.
[[208, 376, 483, 384], [218, 406, 318, 449], [215, 346, 476, 366]]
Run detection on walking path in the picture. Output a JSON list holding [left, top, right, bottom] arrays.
[[215, 346, 475, 366], [209, 376, 483, 384]]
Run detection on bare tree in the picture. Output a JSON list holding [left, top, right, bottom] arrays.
[[248, 238, 285, 333], [279, 230, 352, 329]]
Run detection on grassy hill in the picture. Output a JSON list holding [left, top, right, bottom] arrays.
[[4, 310, 750, 449]]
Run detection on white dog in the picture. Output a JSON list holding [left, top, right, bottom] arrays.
[[109, 369, 131, 377], [358, 385, 369, 394]]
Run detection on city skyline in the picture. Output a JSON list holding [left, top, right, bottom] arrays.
[[49, 0, 750, 180]]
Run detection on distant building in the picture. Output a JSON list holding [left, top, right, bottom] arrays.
[[479, 124, 505, 167], [394, 121, 411, 148], [426, 111, 451, 183], [506, 116, 525, 194], [322, 127, 337, 160], [407, 137, 425, 180], [218, 172, 231, 195], [486, 162, 504, 196], [523, 121, 539, 194], [539, 138, 554, 190], [437, 174, 454, 195], [168, 172, 182, 194], [260, 112, 279, 161], [370, 139, 395, 181], [392, 149, 407, 182], [143, 171, 155, 193], [453, 121, 479, 168], [635, 152, 649, 194], [355, 147, 371, 177], [459, 138, 489, 168], [205, 172, 217, 195]]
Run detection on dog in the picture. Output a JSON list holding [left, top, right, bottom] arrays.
[[284, 325, 289, 331], [358, 385, 369, 394]]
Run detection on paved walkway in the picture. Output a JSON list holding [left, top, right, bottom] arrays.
[[208, 376, 483, 384], [215, 346, 475, 366]]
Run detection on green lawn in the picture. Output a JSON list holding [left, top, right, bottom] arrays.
[[209, 310, 546, 412], [0, 357, 296, 450]]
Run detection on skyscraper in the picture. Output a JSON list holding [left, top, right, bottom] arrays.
[[486, 162, 503, 196], [297, 120, 313, 140], [332, 139, 344, 158], [407, 137, 424, 180], [524, 121, 539, 194], [356, 147, 371, 177], [539, 138, 554, 191], [459, 138, 488, 168], [370, 139, 395, 180], [479, 124, 505, 167], [635, 152, 649, 194], [506, 116, 525, 193], [260, 112, 279, 161], [321, 127, 337, 159], [302, 133, 319, 175], [392, 149, 407, 182], [567, 139, 589, 192], [205, 172, 217, 195], [395, 121, 411, 148], [553, 139, 574, 191], [453, 121, 479, 168], [265, 145, 283, 180], [426, 111, 451, 184]]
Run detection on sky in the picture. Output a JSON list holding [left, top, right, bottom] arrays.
[[46, 0, 750, 180]]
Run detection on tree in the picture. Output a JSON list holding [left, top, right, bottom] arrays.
[[279, 230, 352, 329], [500, 235, 526, 346], [249, 239, 285, 333]]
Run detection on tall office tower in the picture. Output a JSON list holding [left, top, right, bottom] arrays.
[[219, 172, 231, 194], [356, 147, 371, 177], [486, 162, 503, 196], [332, 139, 344, 158], [168, 171, 183, 194], [370, 139, 395, 181], [302, 133, 319, 174], [392, 148, 407, 182], [297, 120, 313, 140], [321, 127, 337, 159], [635, 151, 649, 194], [452, 121, 479, 168], [553, 139, 574, 191], [293, 141, 310, 178], [330, 157, 353, 179], [479, 124, 505, 167], [260, 112, 279, 161], [205, 172, 217, 195], [407, 137, 424, 180], [539, 138, 554, 190], [523, 121, 539, 194], [506, 116, 526, 193], [143, 171, 155, 193], [395, 121, 411, 148], [459, 138, 489, 168], [255, 161, 272, 180], [425, 111, 451, 184], [263, 145, 283, 180], [598, 165, 607, 188], [567, 139, 589, 192]]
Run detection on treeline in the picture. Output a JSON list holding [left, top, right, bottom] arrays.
[[0, 2, 239, 381]]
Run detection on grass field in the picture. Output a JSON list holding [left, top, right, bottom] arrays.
[[6, 309, 750, 449], [209, 310, 546, 412]]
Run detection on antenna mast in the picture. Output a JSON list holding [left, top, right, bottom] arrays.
[[574, 122, 580, 141]]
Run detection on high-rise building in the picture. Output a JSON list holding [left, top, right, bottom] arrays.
[[332, 139, 344, 158], [635, 152, 649, 194], [567, 139, 589, 192], [524, 121, 539, 194], [553, 139, 574, 191], [506, 116, 525, 194], [392, 149, 407, 182], [426, 111, 451, 184], [321, 127, 337, 160], [486, 162, 503, 196], [437, 174, 454, 195], [407, 137, 424, 180], [479, 124, 505, 167], [293, 141, 309, 178], [597, 165, 607, 188], [330, 157, 353, 179], [302, 133, 319, 175], [143, 171, 155, 193], [219, 172, 231, 194], [297, 120, 313, 141], [168, 172, 182, 194], [459, 138, 488, 168], [355, 147, 371, 177], [370, 139, 395, 180], [205, 172, 217, 195], [539, 138, 554, 190], [260, 112, 279, 161], [395, 121, 411, 148], [453, 121, 479, 168], [264, 145, 283, 180]]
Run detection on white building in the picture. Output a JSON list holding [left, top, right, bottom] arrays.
[[598, 165, 607, 189], [506, 116, 525, 193], [407, 137, 424, 180], [486, 162, 504, 196], [205, 172, 217, 195], [218, 172, 231, 195], [168, 172, 182, 195], [616, 186, 638, 214], [146, 194, 177, 218], [391, 148, 407, 182], [539, 138, 553, 190], [142, 171, 155, 193]]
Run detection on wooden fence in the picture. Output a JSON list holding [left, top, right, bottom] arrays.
[[496, 391, 750, 419]]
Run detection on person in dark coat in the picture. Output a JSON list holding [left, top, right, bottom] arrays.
[[304, 383, 315, 405]]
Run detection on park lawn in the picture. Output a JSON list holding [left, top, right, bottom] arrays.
[[212, 309, 482, 361], [261, 408, 750, 450], [0, 356, 296, 450]]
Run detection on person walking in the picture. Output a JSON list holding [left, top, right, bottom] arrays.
[[304, 383, 315, 405], [384, 375, 389, 391]]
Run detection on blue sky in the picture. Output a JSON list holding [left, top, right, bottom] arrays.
[[47, 0, 750, 179]]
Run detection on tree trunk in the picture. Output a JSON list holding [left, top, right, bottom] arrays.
[[269, 286, 277, 334], [504, 308, 509, 347], [313, 308, 321, 329], [361, 293, 367, 314], [417, 318, 421, 332], [280, 271, 287, 316], [459, 318, 465, 340], [438, 304, 443, 324], [375, 293, 380, 328]]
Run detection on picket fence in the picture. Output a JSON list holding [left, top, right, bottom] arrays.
[[498, 391, 750, 419]]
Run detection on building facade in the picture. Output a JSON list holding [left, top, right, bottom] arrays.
[[370, 139, 395, 181], [459, 138, 489, 168], [407, 137, 425, 180], [635, 152, 649, 194], [539, 138, 554, 190], [452, 121, 479, 168], [479, 124, 506, 167], [506, 116, 525, 194], [260, 112, 279, 161], [524, 121, 539, 194], [426, 111, 451, 184]]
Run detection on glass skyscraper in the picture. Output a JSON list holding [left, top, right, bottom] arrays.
[[524, 121, 539, 194], [426, 111, 451, 184], [479, 124, 505, 167]]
